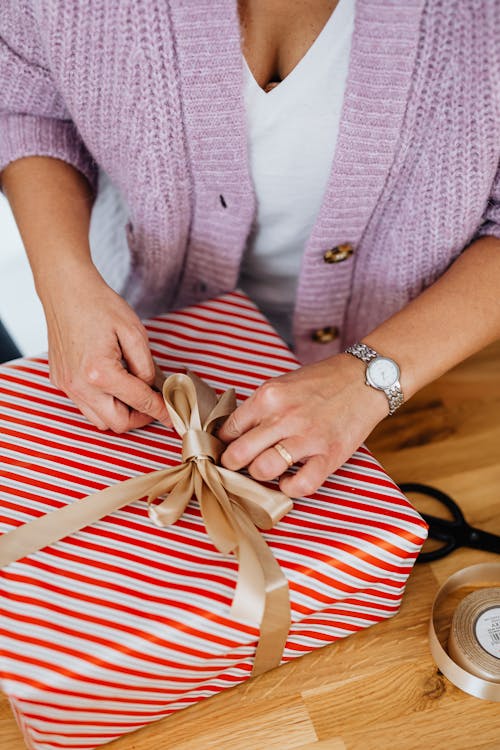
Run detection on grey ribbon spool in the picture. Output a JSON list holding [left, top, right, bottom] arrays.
[[429, 563, 500, 701]]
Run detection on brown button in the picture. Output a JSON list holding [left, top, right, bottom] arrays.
[[323, 243, 354, 264], [311, 326, 339, 343]]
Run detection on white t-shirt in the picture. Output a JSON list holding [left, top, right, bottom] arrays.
[[238, 0, 355, 344]]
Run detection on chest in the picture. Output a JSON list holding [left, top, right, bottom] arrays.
[[34, 0, 499, 250], [237, 0, 339, 90]]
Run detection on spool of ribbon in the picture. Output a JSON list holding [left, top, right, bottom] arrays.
[[448, 587, 500, 681], [429, 563, 500, 700], [0, 372, 294, 676]]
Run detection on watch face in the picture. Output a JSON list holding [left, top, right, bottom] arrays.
[[367, 357, 400, 390]]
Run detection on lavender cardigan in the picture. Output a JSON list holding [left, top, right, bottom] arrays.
[[1, 1, 499, 363]]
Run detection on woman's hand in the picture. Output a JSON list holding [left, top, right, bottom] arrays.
[[44, 265, 170, 432], [218, 354, 389, 497], [3, 158, 169, 432]]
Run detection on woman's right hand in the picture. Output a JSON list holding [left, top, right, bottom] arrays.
[[2, 157, 168, 432], [43, 265, 170, 432]]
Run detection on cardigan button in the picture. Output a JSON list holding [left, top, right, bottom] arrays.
[[323, 243, 354, 263], [192, 281, 207, 295], [311, 326, 339, 344]]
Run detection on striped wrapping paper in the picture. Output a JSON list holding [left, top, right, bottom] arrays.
[[0, 292, 427, 750]]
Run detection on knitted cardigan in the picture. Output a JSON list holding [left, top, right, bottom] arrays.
[[1, 0, 499, 363]]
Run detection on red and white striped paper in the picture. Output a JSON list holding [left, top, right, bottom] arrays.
[[0, 292, 427, 750]]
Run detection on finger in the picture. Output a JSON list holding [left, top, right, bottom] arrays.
[[118, 325, 155, 384], [221, 422, 285, 471], [279, 455, 330, 498], [112, 371, 170, 424], [87, 361, 170, 425], [54, 368, 109, 430], [153, 360, 167, 391], [82, 390, 156, 433], [75, 400, 109, 431], [217, 394, 261, 443], [85, 402, 153, 432], [247, 437, 306, 482], [120, 407, 155, 431], [74, 392, 156, 433]]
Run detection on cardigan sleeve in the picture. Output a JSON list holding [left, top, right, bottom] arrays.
[[0, 1, 98, 195], [476, 162, 500, 241]]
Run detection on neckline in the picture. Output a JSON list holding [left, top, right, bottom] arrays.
[[169, 0, 426, 320], [242, 1, 341, 97]]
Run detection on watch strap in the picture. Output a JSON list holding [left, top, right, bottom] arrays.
[[385, 383, 404, 415], [345, 342, 378, 364]]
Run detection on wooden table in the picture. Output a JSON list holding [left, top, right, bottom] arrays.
[[2, 342, 500, 750]]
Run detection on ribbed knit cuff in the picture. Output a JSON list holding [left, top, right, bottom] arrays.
[[476, 212, 500, 240], [476, 170, 500, 241], [476, 220, 500, 242], [0, 113, 98, 197]]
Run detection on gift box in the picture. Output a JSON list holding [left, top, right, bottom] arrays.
[[0, 291, 427, 750]]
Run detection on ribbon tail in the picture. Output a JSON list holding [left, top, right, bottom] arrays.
[[199, 462, 291, 675], [148, 464, 194, 527], [252, 579, 290, 677], [0, 469, 171, 568], [196, 463, 268, 632], [217, 466, 293, 528], [231, 504, 291, 677], [227, 516, 267, 626], [196, 461, 239, 554]]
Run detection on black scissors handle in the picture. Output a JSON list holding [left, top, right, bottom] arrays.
[[464, 526, 500, 554], [399, 482, 500, 562], [400, 483, 465, 523]]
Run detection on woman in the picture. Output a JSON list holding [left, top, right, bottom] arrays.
[[1, 0, 499, 498]]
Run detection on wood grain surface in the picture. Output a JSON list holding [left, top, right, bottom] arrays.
[[2, 341, 500, 750]]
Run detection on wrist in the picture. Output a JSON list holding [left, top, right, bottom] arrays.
[[37, 260, 108, 321], [344, 343, 405, 416], [36, 257, 103, 300], [336, 352, 393, 423]]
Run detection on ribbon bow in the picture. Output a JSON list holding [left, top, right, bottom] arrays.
[[0, 372, 293, 675]]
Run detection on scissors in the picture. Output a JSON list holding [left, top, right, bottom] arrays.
[[399, 482, 500, 563]]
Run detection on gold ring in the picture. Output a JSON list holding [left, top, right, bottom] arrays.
[[273, 442, 294, 468]]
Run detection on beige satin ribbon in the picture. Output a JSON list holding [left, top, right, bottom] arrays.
[[0, 372, 293, 676], [429, 563, 500, 700]]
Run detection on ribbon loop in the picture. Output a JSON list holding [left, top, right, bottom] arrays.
[[163, 373, 201, 435]]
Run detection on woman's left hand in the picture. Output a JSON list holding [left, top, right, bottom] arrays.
[[218, 353, 389, 498]]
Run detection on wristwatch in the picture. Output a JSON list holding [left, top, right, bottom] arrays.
[[345, 343, 404, 415]]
